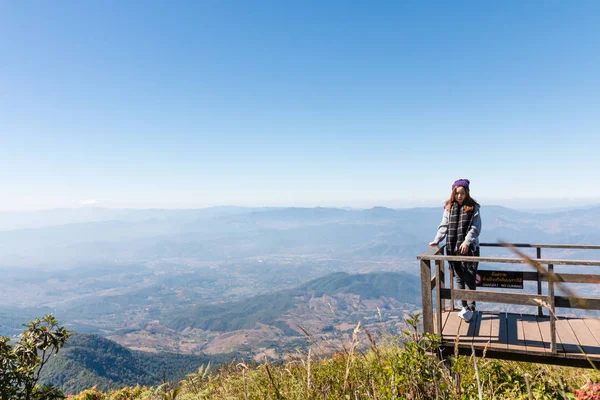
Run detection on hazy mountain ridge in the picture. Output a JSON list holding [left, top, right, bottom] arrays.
[[165, 271, 421, 332], [3, 205, 600, 268], [0, 206, 257, 232]]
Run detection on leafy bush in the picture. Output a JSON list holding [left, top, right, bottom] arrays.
[[0, 315, 70, 400], [107, 386, 147, 400], [66, 386, 104, 400]]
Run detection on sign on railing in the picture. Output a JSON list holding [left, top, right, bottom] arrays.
[[475, 270, 524, 289]]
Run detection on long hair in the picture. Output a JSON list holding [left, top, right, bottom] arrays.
[[444, 187, 479, 212]]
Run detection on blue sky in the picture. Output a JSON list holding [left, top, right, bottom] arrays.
[[1, 1, 599, 211]]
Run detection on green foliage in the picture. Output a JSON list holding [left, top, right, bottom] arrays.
[[66, 386, 104, 400], [153, 383, 183, 400], [178, 364, 211, 397], [108, 386, 147, 400], [39, 334, 235, 394], [0, 314, 71, 400]]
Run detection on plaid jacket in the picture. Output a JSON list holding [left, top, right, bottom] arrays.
[[432, 204, 481, 248]]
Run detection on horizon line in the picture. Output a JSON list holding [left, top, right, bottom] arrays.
[[1, 198, 600, 214]]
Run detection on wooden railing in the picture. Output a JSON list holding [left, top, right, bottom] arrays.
[[417, 243, 600, 355]]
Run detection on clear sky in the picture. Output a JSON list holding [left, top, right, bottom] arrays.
[[1, 1, 599, 211]]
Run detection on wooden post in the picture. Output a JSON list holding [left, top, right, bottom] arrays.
[[439, 259, 446, 311], [420, 260, 434, 335], [449, 264, 455, 311], [537, 247, 543, 316], [435, 260, 443, 336], [548, 264, 557, 355]]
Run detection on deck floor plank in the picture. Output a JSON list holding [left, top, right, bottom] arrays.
[[567, 319, 600, 355], [520, 314, 546, 355], [442, 311, 462, 342], [506, 313, 528, 353], [583, 319, 600, 346], [439, 311, 600, 362], [490, 312, 508, 351], [475, 311, 493, 348], [466, 311, 481, 346], [556, 317, 583, 355], [457, 311, 471, 337], [537, 316, 565, 356]]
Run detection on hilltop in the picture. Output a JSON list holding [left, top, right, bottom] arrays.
[[38, 333, 234, 394]]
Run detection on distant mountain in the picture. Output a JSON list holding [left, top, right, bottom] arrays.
[[165, 271, 421, 332], [3, 204, 600, 268], [0, 305, 53, 336], [39, 333, 234, 394], [0, 206, 256, 232]]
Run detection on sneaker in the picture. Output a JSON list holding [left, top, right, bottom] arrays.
[[457, 307, 467, 319], [462, 309, 474, 322]]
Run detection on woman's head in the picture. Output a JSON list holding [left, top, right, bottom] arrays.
[[445, 179, 478, 210], [452, 179, 470, 205], [454, 186, 468, 205]]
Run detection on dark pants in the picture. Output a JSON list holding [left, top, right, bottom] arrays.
[[450, 246, 480, 311]]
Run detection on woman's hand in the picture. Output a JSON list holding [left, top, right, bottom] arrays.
[[459, 242, 470, 254], [428, 241, 438, 246]]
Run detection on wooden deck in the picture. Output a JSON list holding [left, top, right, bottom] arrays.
[[438, 311, 600, 367], [418, 243, 600, 368]]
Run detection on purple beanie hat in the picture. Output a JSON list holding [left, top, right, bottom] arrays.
[[452, 179, 470, 191]]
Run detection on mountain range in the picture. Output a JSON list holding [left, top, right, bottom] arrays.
[[39, 271, 421, 393], [4, 204, 600, 393], [2, 205, 600, 269]]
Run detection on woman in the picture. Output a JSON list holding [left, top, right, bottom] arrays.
[[429, 179, 481, 322]]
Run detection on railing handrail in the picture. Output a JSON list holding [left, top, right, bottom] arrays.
[[417, 254, 600, 266], [418, 242, 600, 266], [480, 242, 600, 250]]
